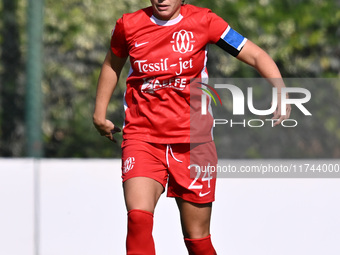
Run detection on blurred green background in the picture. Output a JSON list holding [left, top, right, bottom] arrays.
[[0, 0, 339, 158]]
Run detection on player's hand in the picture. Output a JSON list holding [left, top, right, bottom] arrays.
[[93, 119, 121, 143], [272, 93, 291, 126]]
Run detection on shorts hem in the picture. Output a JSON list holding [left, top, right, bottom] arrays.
[[167, 193, 215, 204], [123, 175, 167, 191]]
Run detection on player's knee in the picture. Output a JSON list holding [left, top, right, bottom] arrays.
[[124, 190, 159, 213], [184, 226, 210, 239], [184, 234, 217, 255], [126, 204, 155, 214]]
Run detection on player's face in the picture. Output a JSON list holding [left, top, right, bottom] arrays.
[[150, 0, 182, 20]]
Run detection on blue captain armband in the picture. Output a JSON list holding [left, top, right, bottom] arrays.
[[216, 26, 247, 57]]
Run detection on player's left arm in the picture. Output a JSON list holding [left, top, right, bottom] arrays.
[[236, 40, 291, 125]]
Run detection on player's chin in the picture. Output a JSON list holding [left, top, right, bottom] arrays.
[[155, 11, 172, 20], [154, 8, 177, 19]]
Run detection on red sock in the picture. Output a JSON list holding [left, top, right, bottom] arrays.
[[184, 235, 217, 255], [126, 209, 155, 255]]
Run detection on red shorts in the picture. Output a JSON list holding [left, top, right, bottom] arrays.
[[121, 139, 217, 204]]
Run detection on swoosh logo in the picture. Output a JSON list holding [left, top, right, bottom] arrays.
[[135, 42, 149, 47], [199, 191, 211, 197]]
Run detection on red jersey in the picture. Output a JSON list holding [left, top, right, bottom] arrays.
[[111, 4, 246, 144]]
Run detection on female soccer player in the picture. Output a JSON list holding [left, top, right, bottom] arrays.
[[93, 0, 291, 254]]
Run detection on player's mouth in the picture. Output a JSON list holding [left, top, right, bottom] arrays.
[[156, 4, 170, 11]]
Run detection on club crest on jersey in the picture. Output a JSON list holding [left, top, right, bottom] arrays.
[[171, 30, 195, 54], [123, 157, 135, 174]]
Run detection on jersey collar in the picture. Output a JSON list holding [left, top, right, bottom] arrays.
[[150, 14, 183, 26]]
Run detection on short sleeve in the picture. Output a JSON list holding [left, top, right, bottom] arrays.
[[110, 17, 129, 58], [207, 10, 230, 44]]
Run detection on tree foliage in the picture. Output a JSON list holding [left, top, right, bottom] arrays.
[[194, 0, 340, 78], [0, 0, 339, 158], [41, 0, 150, 157], [0, 0, 24, 156]]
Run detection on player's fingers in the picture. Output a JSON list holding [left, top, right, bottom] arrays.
[[285, 105, 292, 119], [104, 132, 117, 143], [273, 116, 285, 126], [274, 105, 291, 126], [271, 108, 280, 121], [108, 125, 121, 143], [272, 113, 279, 121], [111, 125, 121, 134]]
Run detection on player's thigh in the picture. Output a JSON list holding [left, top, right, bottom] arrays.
[[124, 177, 164, 214], [121, 140, 168, 213], [176, 197, 213, 239]]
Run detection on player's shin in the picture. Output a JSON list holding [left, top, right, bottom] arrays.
[[126, 209, 155, 255]]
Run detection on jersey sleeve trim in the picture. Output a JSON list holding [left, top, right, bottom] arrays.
[[216, 25, 247, 57]]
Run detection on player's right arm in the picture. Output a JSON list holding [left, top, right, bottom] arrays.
[[93, 49, 127, 142]]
